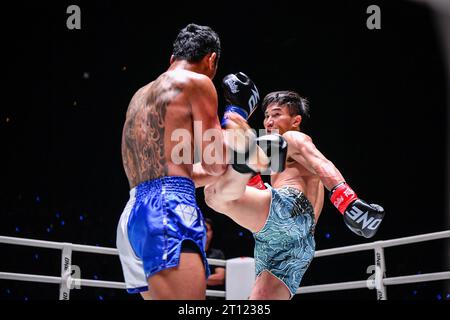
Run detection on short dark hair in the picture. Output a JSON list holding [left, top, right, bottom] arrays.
[[172, 23, 221, 63], [262, 91, 310, 118]]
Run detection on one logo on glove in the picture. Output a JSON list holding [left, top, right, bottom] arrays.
[[248, 86, 260, 114], [174, 204, 198, 226], [346, 207, 382, 230]]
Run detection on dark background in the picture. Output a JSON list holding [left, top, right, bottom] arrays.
[[0, 0, 448, 300]]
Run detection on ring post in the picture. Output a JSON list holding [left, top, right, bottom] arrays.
[[59, 243, 73, 300], [374, 244, 387, 300]]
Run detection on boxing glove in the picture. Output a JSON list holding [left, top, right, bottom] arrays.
[[231, 134, 287, 174], [221, 72, 260, 127], [255, 133, 288, 173], [329, 182, 385, 238]]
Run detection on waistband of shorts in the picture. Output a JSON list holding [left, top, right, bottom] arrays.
[[273, 185, 315, 216], [130, 176, 195, 198], [274, 185, 304, 197]]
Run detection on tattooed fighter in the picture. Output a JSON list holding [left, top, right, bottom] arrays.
[[116, 24, 227, 300]]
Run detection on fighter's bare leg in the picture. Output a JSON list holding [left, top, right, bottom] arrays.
[[204, 168, 271, 233], [249, 271, 291, 300], [141, 251, 206, 300], [205, 165, 253, 202], [140, 290, 152, 300]]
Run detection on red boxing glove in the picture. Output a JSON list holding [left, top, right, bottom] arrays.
[[329, 182, 358, 215], [247, 174, 266, 190]]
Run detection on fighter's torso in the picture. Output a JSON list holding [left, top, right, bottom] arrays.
[[121, 70, 196, 189], [271, 157, 324, 223]]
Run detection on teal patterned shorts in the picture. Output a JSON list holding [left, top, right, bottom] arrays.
[[253, 185, 316, 297]]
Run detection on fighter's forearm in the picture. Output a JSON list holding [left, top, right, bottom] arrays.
[[206, 268, 225, 286], [207, 272, 225, 286], [207, 278, 225, 286], [312, 159, 345, 191]]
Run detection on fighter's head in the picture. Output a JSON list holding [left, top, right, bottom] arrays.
[[170, 23, 221, 79], [262, 91, 309, 134]]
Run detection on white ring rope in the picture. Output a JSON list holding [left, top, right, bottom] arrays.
[[1, 230, 449, 300]]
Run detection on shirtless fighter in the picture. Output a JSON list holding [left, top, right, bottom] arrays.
[[204, 85, 386, 299], [116, 23, 227, 300]]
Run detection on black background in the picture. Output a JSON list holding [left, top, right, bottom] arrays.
[[0, 0, 448, 301]]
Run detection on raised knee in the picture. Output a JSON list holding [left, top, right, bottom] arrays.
[[204, 186, 231, 213], [204, 185, 217, 207], [204, 186, 221, 209]]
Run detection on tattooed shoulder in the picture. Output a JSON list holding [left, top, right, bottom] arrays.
[[121, 76, 184, 187]]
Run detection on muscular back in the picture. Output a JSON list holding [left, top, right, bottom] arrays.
[[121, 71, 201, 188]]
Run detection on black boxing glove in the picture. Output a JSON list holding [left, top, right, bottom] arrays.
[[231, 134, 287, 174], [329, 182, 385, 238], [221, 72, 260, 127], [256, 134, 288, 173]]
